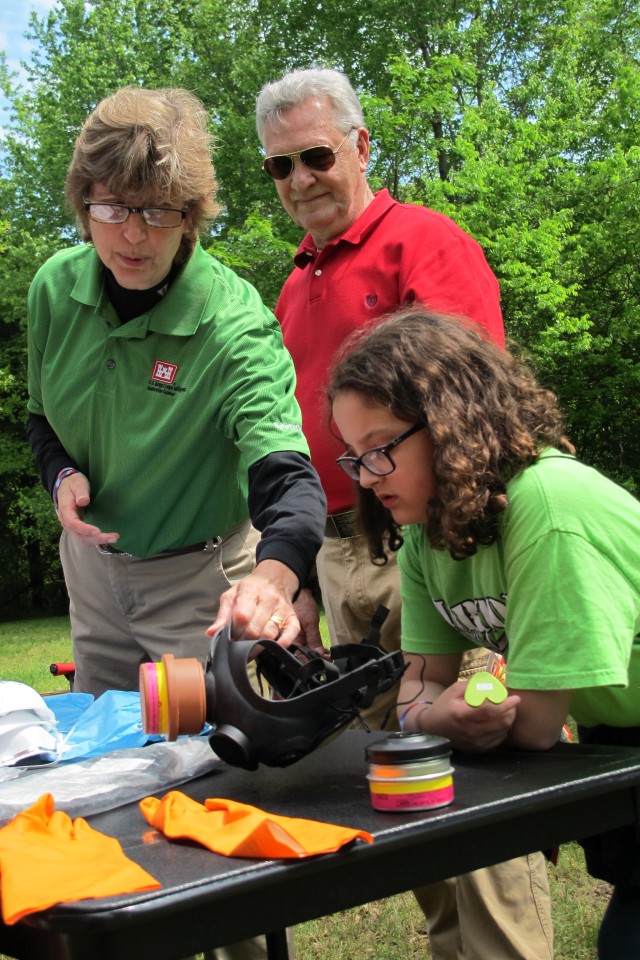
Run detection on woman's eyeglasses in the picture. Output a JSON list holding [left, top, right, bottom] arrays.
[[83, 199, 188, 228], [336, 424, 425, 482], [262, 129, 356, 181]]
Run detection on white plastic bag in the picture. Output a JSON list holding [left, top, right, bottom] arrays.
[[0, 737, 223, 823]]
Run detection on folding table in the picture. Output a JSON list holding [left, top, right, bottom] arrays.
[[1, 731, 639, 960]]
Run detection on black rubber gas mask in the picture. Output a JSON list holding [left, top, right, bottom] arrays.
[[140, 606, 406, 770]]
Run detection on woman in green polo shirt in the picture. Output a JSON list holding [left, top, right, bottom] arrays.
[[328, 306, 640, 960], [27, 86, 326, 704]]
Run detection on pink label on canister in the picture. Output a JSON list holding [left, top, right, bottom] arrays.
[[140, 663, 159, 732], [371, 783, 454, 811]]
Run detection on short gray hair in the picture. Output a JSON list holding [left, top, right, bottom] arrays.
[[256, 67, 364, 144]]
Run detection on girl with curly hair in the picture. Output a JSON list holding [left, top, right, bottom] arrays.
[[328, 306, 640, 960]]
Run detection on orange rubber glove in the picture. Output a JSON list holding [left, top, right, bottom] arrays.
[[140, 791, 373, 859], [0, 793, 160, 924]]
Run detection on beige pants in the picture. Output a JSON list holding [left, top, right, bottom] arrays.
[[63, 524, 297, 960], [317, 528, 554, 960], [414, 857, 553, 960], [317, 525, 404, 730], [60, 522, 258, 697]]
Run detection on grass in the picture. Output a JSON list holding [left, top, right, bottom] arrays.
[[0, 615, 74, 694], [0, 616, 611, 959]]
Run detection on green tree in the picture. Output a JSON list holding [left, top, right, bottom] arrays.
[[1, 0, 200, 236], [0, 0, 638, 613], [208, 207, 297, 310], [0, 219, 67, 615], [350, 0, 640, 486]]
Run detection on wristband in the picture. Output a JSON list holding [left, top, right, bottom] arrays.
[[53, 468, 79, 512], [399, 699, 433, 731]]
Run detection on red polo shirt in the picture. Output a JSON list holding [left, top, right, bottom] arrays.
[[275, 189, 504, 514]]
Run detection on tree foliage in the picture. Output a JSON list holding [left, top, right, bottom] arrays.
[[0, 0, 638, 614], [0, 219, 67, 614]]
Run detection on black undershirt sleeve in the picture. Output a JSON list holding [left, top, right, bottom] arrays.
[[26, 413, 78, 497], [247, 451, 326, 590]]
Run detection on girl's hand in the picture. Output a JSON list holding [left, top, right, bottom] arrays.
[[421, 681, 521, 752]]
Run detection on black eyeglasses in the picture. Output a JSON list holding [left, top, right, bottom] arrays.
[[83, 199, 188, 228], [262, 128, 356, 181], [336, 424, 425, 482]]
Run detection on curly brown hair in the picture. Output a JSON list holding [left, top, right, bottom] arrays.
[[327, 307, 575, 561], [65, 86, 219, 264]]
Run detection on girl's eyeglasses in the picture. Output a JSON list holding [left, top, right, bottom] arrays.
[[262, 129, 356, 181], [336, 424, 425, 482]]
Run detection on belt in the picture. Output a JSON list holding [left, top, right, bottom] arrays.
[[324, 510, 357, 539], [97, 541, 211, 559]]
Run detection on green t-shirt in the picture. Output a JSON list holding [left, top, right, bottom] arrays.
[[399, 450, 640, 728], [28, 243, 309, 556]]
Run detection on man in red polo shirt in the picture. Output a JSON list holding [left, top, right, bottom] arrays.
[[256, 67, 552, 960]]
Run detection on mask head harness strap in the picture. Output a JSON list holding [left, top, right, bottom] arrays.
[[206, 607, 407, 770]]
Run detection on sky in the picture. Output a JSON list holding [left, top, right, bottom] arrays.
[[1, 0, 59, 129]]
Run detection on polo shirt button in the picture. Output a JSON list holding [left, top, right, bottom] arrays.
[[314, 269, 322, 276], [106, 359, 116, 369]]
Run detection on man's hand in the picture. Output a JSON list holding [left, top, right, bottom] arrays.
[[291, 587, 329, 657], [56, 472, 120, 546], [207, 559, 300, 646]]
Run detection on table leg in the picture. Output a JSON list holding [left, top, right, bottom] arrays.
[[265, 930, 290, 960]]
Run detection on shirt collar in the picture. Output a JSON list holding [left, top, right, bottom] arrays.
[[292, 189, 394, 268], [70, 242, 210, 336]]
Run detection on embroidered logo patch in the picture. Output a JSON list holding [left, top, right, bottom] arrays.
[[365, 294, 378, 308], [151, 360, 178, 384]]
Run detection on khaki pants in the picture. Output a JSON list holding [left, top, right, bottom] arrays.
[[63, 524, 295, 960], [317, 527, 554, 960], [414, 858, 553, 960], [317, 526, 403, 730], [60, 522, 258, 697]]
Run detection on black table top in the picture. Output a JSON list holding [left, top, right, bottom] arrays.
[[2, 731, 640, 960]]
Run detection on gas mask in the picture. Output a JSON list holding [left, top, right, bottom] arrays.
[[140, 606, 406, 770]]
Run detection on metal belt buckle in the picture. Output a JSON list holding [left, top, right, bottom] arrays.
[[97, 544, 134, 557]]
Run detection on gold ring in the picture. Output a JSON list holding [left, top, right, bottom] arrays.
[[270, 615, 285, 631]]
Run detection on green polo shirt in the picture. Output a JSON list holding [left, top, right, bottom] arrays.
[[28, 242, 309, 556]]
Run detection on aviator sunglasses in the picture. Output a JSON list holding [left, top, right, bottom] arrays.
[[262, 128, 357, 181]]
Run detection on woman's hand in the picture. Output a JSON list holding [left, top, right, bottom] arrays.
[[207, 558, 300, 646], [56, 472, 120, 546]]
